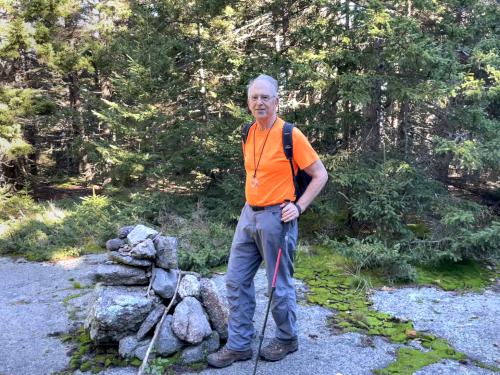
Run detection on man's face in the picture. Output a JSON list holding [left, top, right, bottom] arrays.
[[247, 80, 278, 121]]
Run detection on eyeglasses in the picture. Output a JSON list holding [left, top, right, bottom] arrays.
[[249, 95, 276, 102]]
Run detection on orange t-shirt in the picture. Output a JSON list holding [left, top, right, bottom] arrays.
[[243, 117, 319, 206]]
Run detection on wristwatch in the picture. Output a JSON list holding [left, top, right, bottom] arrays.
[[295, 203, 302, 215]]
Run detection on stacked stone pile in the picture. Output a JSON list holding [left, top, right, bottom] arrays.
[[84, 224, 229, 365]]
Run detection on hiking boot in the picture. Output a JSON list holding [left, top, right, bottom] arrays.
[[260, 338, 298, 361], [207, 345, 253, 368]]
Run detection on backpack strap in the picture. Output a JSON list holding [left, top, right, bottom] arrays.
[[241, 122, 253, 144], [283, 122, 300, 199], [282, 122, 294, 161]]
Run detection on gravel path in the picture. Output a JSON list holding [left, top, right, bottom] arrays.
[[371, 285, 500, 368], [0, 255, 105, 375], [188, 271, 399, 375], [0, 255, 497, 375]]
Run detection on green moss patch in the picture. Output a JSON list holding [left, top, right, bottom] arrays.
[[295, 247, 411, 341], [62, 292, 84, 304], [295, 246, 470, 374], [146, 353, 183, 374], [55, 327, 130, 374], [146, 352, 213, 373], [374, 339, 465, 375], [72, 281, 84, 289], [415, 259, 495, 291], [473, 360, 500, 372]]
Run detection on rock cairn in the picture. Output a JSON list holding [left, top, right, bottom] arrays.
[[84, 224, 229, 365]]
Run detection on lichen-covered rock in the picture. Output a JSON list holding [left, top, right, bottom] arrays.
[[118, 225, 135, 239], [127, 224, 158, 246], [119, 335, 140, 359], [172, 297, 212, 344], [84, 284, 155, 343], [109, 251, 152, 268], [93, 263, 148, 286], [106, 238, 125, 251], [200, 278, 229, 340], [154, 236, 178, 269], [152, 268, 178, 299], [180, 331, 220, 364], [130, 239, 156, 259], [178, 274, 201, 299], [137, 305, 165, 341], [156, 315, 184, 356]]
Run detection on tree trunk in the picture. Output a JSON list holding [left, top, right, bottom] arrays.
[[398, 100, 411, 160], [196, 22, 208, 121], [342, 0, 351, 150], [23, 121, 38, 176], [434, 152, 451, 184], [362, 85, 382, 152], [68, 72, 81, 110], [362, 38, 384, 153], [67, 71, 84, 174]]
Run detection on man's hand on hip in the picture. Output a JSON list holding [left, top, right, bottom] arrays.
[[280, 202, 300, 222]]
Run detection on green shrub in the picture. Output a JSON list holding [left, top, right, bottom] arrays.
[[0, 189, 39, 221], [90, 146, 150, 187], [0, 194, 118, 260], [175, 202, 233, 275], [319, 157, 498, 279], [327, 237, 418, 282], [32, 95, 57, 115], [410, 218, 500, 264], [0, 189, 233, 274]]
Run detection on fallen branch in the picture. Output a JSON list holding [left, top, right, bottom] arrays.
[[137, 269, 182, 375], [145, 267, 154, 297]]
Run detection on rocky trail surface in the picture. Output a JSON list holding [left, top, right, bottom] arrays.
[[0, 255, 498, 375]]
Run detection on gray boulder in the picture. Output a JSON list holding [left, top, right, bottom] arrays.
[[84, 284, 155, 343], [180, 331, 220, 364], [106, 238, 125, 251], [137, 305, 165, 340], [119, 335, 139, 359], [127, 224, 158, 246], [118, 225, 135, 239], [178, 274, 201, 299], [109, 251, 152, 268], [200, 278, 229, 340], [152, 268, 178, 299], [156, 315, 184, 356], [154, 236, 178, 269], [118, 335, 151, 360], [93, 263, 148, 286], [172, 296, 212, 344], [130, 239, 156, 259], [134, 339, 152, 360]]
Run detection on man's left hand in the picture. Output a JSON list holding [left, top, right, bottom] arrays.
[[280, 202, 300, 222]]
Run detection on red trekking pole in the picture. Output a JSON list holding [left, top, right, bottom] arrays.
[[252, 218, 290, 375]]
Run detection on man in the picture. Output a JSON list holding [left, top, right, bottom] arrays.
[[207, 74, 328, 368]]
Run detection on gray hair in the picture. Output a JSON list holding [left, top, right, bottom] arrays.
[[247, 74, 279, 97]]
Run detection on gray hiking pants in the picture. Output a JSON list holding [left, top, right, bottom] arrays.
[[226, 203, 299, 351]]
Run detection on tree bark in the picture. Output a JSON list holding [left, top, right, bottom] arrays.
[[196, 22, 208, 121], [362, 38, 384, 153], [398, 100, 411, 160]]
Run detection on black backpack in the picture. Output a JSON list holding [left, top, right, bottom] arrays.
[[241, 121, 312, 201]]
